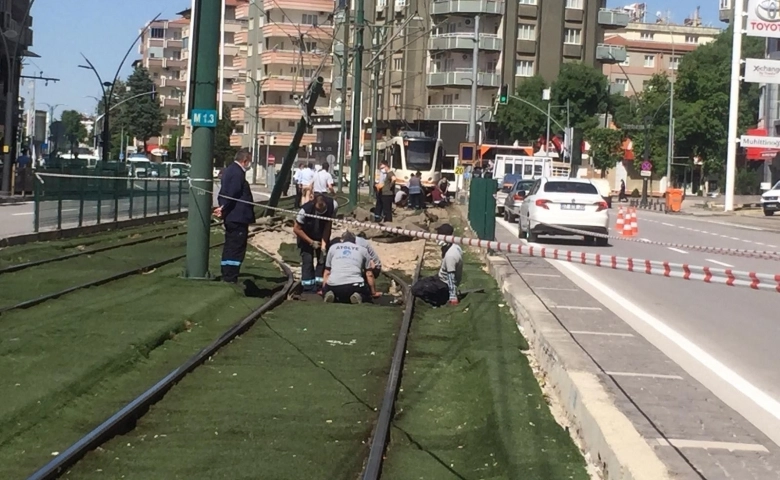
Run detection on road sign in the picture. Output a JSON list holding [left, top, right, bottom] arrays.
[[119, 153, 124, 161], [267, 154, 276, 166], [326, 154, 336, 165], [641, 160, 652, 171], [191, 109, 218, 128], [640, 170, 652, 177], [454, 166, 465, 175], [740, 135, 780, 149]]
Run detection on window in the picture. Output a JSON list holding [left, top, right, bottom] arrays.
[[393, 57, 403, 70], [288, 121, 296, 127], [517, 24, 536, 41], [644, 55, 655, 67], [391, 93, 401, 106], [515, 60, 534, 77], [543, 181, 598, 194], [669, 56, 680, 70], [444, 58, 454, 71], [620, 53, 630, 66], [301, 14, 318, 26], [564, 28, 581, 45], [518, 0, 537, 4], [640, 32, 654, 40], [442, 94, 454, 105], [615, 78, 628, 92], [150, 28, 165, 39], [565, 0, 583, 8], [720, 0, 730, 8], [685, 35, 698, 44], [486, 61, 497, 73], [304, 41, 317, 51], [302, 68, 314, 78]]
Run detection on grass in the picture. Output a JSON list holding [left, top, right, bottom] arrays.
[[381, 254, 589, 480], [0, 219, 186, 269], [65, 289, 402, 480], [0, 248, 285, 479], [0, 229, 225, 309]]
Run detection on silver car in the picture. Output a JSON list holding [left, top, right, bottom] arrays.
[[502, 179, 536, 223]]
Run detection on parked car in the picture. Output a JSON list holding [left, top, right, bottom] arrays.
[[518, 177, 610, 245], [496, 173, 522, 216], [761, 180, 780, 216], [503, 179, 536, 223]]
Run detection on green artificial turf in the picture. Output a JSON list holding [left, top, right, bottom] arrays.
[[0, 229, 225, 309], [278, 242, 301, 266], [381, 255, 589, 480], [66, 297, 402, 480], [0, 220, 186, 268], [0, 250, 286, 479]]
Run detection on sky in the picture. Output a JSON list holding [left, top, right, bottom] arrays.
[[23, 0, 718, 118]]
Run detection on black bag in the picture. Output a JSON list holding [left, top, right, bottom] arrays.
[[411, 275, 449, 307]]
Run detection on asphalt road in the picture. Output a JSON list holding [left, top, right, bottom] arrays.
[[496, 209, 780, 477]]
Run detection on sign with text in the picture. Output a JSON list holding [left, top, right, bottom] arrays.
[[191, 109, 218, 128], [745, 58, 780, 83], [746, 0, 780, 38], [740, 134, 780, 149]]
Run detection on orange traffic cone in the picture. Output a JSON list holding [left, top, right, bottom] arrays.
[[622, 207, 635, 237], [615, 207, 625, 234], [630, 207, 639, 236]]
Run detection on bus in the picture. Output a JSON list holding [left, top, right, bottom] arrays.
[[383, 131, 444, 189]]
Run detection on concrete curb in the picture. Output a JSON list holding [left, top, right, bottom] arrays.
[[484, 254, 671, 480], [0, 196, 29, 205]]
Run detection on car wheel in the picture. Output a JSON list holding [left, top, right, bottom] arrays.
[[595, 236, 609, 247], [527, 229, 538, 243], [764, 209, 775, 216], [584, 235, 595, 245], [497, 207, 504, 217]]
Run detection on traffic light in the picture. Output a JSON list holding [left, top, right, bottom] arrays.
[[499, 84, 508, 105]]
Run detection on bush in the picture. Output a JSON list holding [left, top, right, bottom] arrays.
[[735, 168, 761, 195], [630, 188, 641, 198]]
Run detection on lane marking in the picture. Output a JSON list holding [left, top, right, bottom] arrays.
[[667, 247, 688, 254], [11, 212, 33, 216], [570, 331, 635, 338], [551, 305, 603, 311], [706, 259, 734, 268], [662, 222, 675, 227], [653, 438, 769, 453], [534, 287, 579, 292], [555, 260, 780, 426], [523, 273, 561, 278], [707, 221, 765, 232], [606, 371, 684, 380]]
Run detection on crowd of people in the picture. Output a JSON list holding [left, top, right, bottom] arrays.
[[215, 149, 463, 306]]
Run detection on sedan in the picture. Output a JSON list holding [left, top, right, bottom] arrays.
[[518, 177, 610, 246], [761, 181, 780, 216], [496, 173, 522, 216], [503, 179, 536, 223]]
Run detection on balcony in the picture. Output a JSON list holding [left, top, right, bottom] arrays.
[[425, 104, 494, 122], [163, 97, 181, 107], [430, 0, 503, 15], [261, 76, 331, 94], [261, 49, 332, 66], [264, 0, 334, 12], [260, 131, 317, 146], [427, 71, 500, 88], [231, 108, 246, 122], [598, 8, 630, 29], [147, 38, 165, 48], [147, 57, 163, 69], [223, 67, 242, 80], [161, 77, 186, 89], [230, 134, 244, 147], [428, 33, 502, 52], [166, 39, 183, 49], [263, 23, 334, 42], [236, 3, 250, 19], [596, 44, 627, 63], [259, 104, 303, 120], [223, 92, 244, 103], [223, 19, 247, 33], [224, 44, 240, 57], [165, 117, 180, 127], [235, 31, 248, 45]]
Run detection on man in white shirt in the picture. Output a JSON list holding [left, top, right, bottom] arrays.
[[299, 162, 316, 203], [310, 161, 335, 196], [293, 162, 305, 208]]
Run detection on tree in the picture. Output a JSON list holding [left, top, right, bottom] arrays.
[[60, 110, 87, 154], [214, 104, 237, 168], [166, 133, 179, 160], [124, 67, 164, 153], [96, 79, 128, 159], [494, 76, 550, 143], [551, 63, 609, 132], [588, 128, 624, 178]]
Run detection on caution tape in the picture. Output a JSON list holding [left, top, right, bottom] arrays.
[[190, 184, 780, 294]]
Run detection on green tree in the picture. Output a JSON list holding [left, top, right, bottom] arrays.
[[124, 67, 164, 153], [60, 110, 87, 154], [551, 62, 609, 132], [588, 128, 624, 178], [166, 133, 180, 160], [214, 104, 237, 168], [95, 80, 129, 159], [495, 76, 549, 143]]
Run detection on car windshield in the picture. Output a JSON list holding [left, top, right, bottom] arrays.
[[514, 180, 535, 193], [773, 181, 780, 191], [543, 181, 599, 195], [404, 139, 436, 171], [501, 175, 522, 192]]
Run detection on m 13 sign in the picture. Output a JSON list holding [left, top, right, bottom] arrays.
[[747, 0, 780, 37]]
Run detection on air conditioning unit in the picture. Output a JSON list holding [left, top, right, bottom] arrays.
[[395, 0, 407, 12], [465, 18, 472, 25]]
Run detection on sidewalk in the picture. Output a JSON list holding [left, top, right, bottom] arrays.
[[0, 195, 29, 205]]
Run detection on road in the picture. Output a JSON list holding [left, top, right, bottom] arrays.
[[495, 210, 780, 479]]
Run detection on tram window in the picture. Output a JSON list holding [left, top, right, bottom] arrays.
[[442, 156, 455, 170], [534, 165, 543, 175], [524, 165, 533, 176], [390, 144, 401, 170]]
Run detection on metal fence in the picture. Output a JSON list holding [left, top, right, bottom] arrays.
[[33, 169, 189, 232]]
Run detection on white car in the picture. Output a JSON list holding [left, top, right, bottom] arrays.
[[518, 177, 610, 245], [761, 181, 780, 216]]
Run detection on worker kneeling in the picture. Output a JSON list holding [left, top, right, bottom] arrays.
[[322, 231, 380, 304], [293, 194, 338, 293], [411, 224, 463, 306]]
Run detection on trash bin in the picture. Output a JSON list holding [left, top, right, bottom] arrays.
[[665, 188, 684, 213]]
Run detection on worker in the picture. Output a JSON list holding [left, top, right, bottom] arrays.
[[310, 160, 335, 196], [411, 224, 463, 306], [322, 231, 379, 304], [373, 164, 387, 222], [408, 171, 423, 210], [214, 148, 255, 284], [299, 162, 316, 204], [356, 232, 382, 279], [293, 193, 338, 292], [293, 161, 305, 208], [394, 188, 408, 208], [378, 160, 396, 222]]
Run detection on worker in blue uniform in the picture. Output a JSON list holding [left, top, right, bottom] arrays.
[[213, 149, 255, 283], [293, 193, 338, 292]]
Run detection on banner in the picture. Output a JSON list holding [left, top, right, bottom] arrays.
[[746, 0, 780, 38], [744, 57, 780, 83]]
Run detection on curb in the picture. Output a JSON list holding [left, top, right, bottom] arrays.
[[0, 196, 29, 205], [483, 254, 671, 480]]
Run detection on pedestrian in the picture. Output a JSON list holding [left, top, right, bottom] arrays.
[[411, 224, 463, 306], [322, 231, 380, 304], [293, 193, 338, 292], [214, 148, 255, 284], [15, 148, 31, 195], [431, 182, 446, 208], [293, 161, 305, 209], [378, 160, 396, 222], [374, 163, 387, 221], [299, 162, 315, 204], [310, 160, 335, 196], [355, 232, 382, 279], [619, 179, 628, 203], [395, 188, 408, 208], [408, 171, 423, 210]]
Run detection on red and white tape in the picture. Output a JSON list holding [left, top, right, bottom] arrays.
[[192, 185, 780, 294]]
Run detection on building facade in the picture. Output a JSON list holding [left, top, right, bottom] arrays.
[[1, 0, 34, 160]]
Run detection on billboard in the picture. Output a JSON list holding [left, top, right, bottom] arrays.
[[744, 58, 780, 83], [746, 0, 780, 38]]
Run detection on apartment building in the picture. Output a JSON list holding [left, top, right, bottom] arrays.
[[1, 0, 34, 160], [603, 17, 720, 95], [136, 15, 188, 156]]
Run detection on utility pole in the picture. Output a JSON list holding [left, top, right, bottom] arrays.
[[369, 27, 381, 198], [250, 78, 261, 184], [267, 78, 325, 209], [666, 77, 674, 189], [724, 0, 745, 212], [544, 88, 551, 154], [336, 0, 350, 194], [467, 15, 479, 143], [184, 0, 220, 279], [348, 0, 365, 205]]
